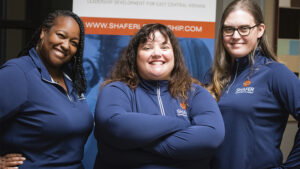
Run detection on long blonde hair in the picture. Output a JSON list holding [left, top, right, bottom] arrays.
[[207, 0, 277, 101]]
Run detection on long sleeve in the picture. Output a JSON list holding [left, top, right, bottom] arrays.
[[94, 82, 190, 150], [143, 86, 225, 160], [0, 62, 28, 122], [272, 64, 300, 168]]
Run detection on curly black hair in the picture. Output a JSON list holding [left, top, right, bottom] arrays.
[[18, 10, 86, 95]]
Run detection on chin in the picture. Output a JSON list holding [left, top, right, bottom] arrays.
[[230, 51, 250, 59]]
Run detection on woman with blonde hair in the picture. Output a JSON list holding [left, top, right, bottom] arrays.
[[205, 0, 300, 168]]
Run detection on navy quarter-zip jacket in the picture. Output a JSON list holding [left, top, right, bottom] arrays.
[[205, 52, 300, 169], [94, 79, 225, 169]]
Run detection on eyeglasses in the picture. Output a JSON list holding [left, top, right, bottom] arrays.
[[223, 24, 260, 36]]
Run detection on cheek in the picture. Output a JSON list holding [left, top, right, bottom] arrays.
[[136, 55, 145, 72], [249, 37, 258, 46], [70, 46, 78, 55], [164, 51, 174, 61], [223, 37, 231, 46], [137, 52, 148, 64]]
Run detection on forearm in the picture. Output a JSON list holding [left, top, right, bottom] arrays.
[[142, 85, 225, 160], [96, 108, 190, 150], [143, 124, 224, 160]]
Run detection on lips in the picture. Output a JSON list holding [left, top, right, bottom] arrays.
[[230, 42, 245, 48]]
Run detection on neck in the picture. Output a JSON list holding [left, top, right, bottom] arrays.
[[48, 68, 63, 80]]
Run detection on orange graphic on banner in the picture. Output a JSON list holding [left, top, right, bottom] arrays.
[[81, 17, 215, 38]]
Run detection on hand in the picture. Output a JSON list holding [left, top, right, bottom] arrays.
[[0, 153, 25, 169]]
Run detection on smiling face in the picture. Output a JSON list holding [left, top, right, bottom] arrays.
[[39, 16, 80, 69], [223, 9, 265, 60], [137, 30, 174, 81]]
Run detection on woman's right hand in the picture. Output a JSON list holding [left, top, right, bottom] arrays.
[[0, 153, 25, 169]]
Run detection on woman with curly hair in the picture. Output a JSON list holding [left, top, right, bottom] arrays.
[[93, 23, 224, 169]]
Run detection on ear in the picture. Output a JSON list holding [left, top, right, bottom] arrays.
[[256, 23, 265, 39], [40, 27, 47, 39]]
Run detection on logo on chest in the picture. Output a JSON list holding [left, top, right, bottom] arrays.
[[177, 102, 188, 117], [235, 79, 255, 94], [235, 87, 255, 94]]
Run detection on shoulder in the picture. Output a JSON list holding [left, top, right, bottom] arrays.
[[190, 83, 212, 97], [191, 83, 207, 91], [1, 56, 35, 74], [256, 61, 300, 93], [0, 57, 32, 97], [202, 68, 213, 85], [102, 81, 132, 93], [263, 61, 297, 79], [265, 61, 291, 71], [188, 83, 218, 108]]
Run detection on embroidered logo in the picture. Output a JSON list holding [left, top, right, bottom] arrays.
[[180, 102, 187, 110], [177, 102, 187, 117], [235, 87, 255, 94], [243, 80, 251, 87]]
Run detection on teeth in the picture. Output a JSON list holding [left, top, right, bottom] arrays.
[[151, 62, 163, 65], [55, 50, 64, 56]]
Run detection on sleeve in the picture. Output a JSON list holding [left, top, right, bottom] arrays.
[[0, 62, 28, 123], [94, 83, 191, 150], [272, 64, 300, 169], [143, 86, 225, 160]]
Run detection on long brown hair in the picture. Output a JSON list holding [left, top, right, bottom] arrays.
[[207, 0, 277, 100], [103, 23, 199, 101]]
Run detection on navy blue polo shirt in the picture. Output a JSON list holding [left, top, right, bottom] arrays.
[[0, 48, 93, 169]]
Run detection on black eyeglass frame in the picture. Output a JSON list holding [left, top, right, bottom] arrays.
[[222, 24, 260, 36]]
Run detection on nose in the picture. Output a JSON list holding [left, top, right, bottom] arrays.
[[61, 39, 70, 51], [151, 47, 162, 58], [232, 30, 241, 38]]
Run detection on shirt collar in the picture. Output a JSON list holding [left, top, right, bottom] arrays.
[[139, 78, 169, 95], [29, 48, 75, 94], [233, 49, 265, 70], [29, 48, 52, 82]]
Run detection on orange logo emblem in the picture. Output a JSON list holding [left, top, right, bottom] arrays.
[[243, 80, 251, 87], [180, 102, 187, 110]]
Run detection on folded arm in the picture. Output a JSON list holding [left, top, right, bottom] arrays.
[[94, 82, 190, 150], [143, 86, 225, 160]]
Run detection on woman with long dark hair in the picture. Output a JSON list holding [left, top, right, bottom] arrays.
[[0, 10, 93, 169]]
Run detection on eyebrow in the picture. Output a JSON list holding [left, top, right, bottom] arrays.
[[57, 30, 80, 40], [223, 24, 251, 27], [162, 41, 170, 45]]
